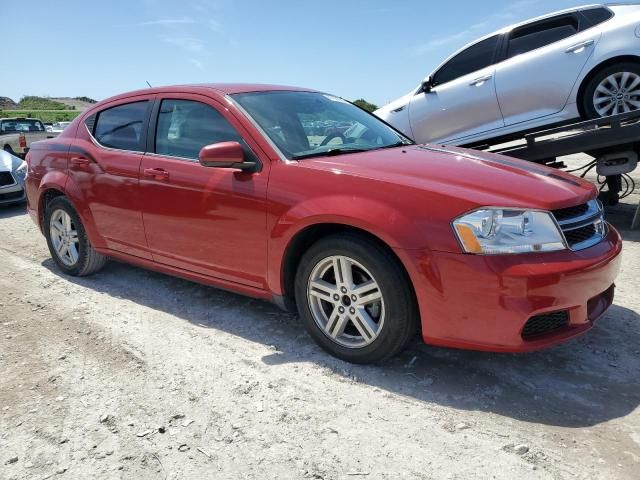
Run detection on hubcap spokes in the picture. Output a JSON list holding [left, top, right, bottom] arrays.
[[307, 255, 385, 348], [593, 71, 640, 116], [50, 210, 79, 266]]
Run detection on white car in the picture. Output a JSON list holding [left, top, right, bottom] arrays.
[[0, 149, 27, 206], [376, 4, 640, 146]]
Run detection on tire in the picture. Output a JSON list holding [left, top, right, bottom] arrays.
[[44, 196, 106, 276], [294, 233, 418, 364], [582, 62, 640, 119]]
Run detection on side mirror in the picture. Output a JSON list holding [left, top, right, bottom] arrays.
[[421, 76, 434, 93], [198, 141, 257, 172]]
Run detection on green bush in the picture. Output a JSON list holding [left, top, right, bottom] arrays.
[[18, 96, 69, 110], [0, 110, 81, 122], [353, 98, 379, 113]]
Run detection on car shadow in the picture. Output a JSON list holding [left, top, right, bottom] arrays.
[[42, 257, 640, 429], [0, 202, 27, 219]]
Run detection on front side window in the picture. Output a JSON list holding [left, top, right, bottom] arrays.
[[507, 15, 579, 59], [433, 35, 500, 86], [232, 91, 411, 160], [94, 101, 148, 151], [155, 99, 245, 160]]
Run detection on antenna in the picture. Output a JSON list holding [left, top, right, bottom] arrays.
[[146, 81, 152, 88]]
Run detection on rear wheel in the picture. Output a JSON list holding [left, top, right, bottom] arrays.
[[582, 62, 640, 118], [44, 196, 106, 276], [294, 233, 418, 364]]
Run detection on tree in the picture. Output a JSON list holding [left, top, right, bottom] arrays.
[[353, 98, 378, 113]]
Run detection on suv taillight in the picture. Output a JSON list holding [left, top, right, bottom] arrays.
[[19, 133, 27, 148]]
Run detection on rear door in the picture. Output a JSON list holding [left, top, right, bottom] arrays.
[[71, 98, 153, 259], [408, 34, 505, 144], [139, 94, 270, 288], [494, 12, 600, 126]]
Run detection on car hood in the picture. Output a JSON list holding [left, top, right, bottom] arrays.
[[0, 150, 23, 173], [302, 144, 596, 210]]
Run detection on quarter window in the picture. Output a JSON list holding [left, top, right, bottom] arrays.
[[580, 7, 614, 28], [94, 101, 148, 151], [155, 99, 245, 160], [507, 15, 579, 59], [433, 35, 500, 86]]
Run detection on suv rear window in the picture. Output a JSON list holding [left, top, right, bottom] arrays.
[[507, 15, 579, 58], [0, 119, 45, 133], [93, 101, 148, 151]]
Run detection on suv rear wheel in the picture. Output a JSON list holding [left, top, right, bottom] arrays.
[[44, 196, 106, 276], [294, 233, 418, 364]]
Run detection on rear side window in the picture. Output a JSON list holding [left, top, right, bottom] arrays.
[[94, 101, 148, 151], [434, 35, 500, 86], [154, 99, 245, 160], [507, 15, 579, 59], [580, 7, 614, 28]]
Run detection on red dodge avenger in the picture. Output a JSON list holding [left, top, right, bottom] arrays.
[[25, 84, 622, 363]]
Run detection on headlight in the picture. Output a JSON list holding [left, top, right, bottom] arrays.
[[15, 161, 27, 178], [453, 208, 566, 254]]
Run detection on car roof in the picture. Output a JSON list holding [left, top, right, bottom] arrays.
[[426, 4, 610, 81], [101, 83, 319, 104]]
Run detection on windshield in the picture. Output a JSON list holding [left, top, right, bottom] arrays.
[[231, 91, 412, 160]]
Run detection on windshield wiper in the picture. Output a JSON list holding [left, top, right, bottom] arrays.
[[375, 141, 413, 150], [292, 147, 370, 160]]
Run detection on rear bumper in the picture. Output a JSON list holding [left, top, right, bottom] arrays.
[[400, 225, 622, 352]]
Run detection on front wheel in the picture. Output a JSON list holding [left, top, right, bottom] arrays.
[[44, 196, 107, 276], [582, 62, 640, 118], [294, 233, 418, 364]]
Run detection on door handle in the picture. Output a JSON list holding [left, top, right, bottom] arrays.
[[469, 75, 492, 86], [143, 167, 170, 180], [565, 39, 594, 53], [69, 156, 90, 167]]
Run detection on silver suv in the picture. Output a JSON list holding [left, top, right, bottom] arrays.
[[376, 4, 640, 145]]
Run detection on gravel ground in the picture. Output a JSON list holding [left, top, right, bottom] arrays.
[[0, 156, 639, 479]]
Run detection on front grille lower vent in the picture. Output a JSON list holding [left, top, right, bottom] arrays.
[[522, 311, 570, 340], [0, 171, 15, 187], [551, 200, 605, 250]]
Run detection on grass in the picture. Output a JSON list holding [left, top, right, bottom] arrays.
[[0, 110, 81, 122]]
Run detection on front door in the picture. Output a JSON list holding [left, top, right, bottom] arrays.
[[139, 95, 269, 289], [409, 34, 505, 144]]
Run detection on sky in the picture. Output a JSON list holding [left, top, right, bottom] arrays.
[[3, 0, 630, 107]]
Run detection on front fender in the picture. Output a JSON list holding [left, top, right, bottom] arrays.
[[266, 195, 427, 295]]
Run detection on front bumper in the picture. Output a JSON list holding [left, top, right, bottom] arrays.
[[401, 225, 622, 352], [0, 178, 25, 205]]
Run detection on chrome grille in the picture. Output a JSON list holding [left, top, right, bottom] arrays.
[[552, 199, 606, 251]]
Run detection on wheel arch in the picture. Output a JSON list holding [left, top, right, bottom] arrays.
[[576, 55, 640, 117], [38, 188, 66, 231], [278, 223, 419, 327]]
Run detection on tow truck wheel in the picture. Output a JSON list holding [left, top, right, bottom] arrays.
[[583, 62, 640, 119]]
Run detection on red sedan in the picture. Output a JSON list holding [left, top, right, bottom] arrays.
[[24, 84, 622, 363]]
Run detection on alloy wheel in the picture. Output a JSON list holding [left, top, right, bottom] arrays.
[[307, 255, 385, 348], [49, 209, 80, 266], [593, 71, 640, 116]]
